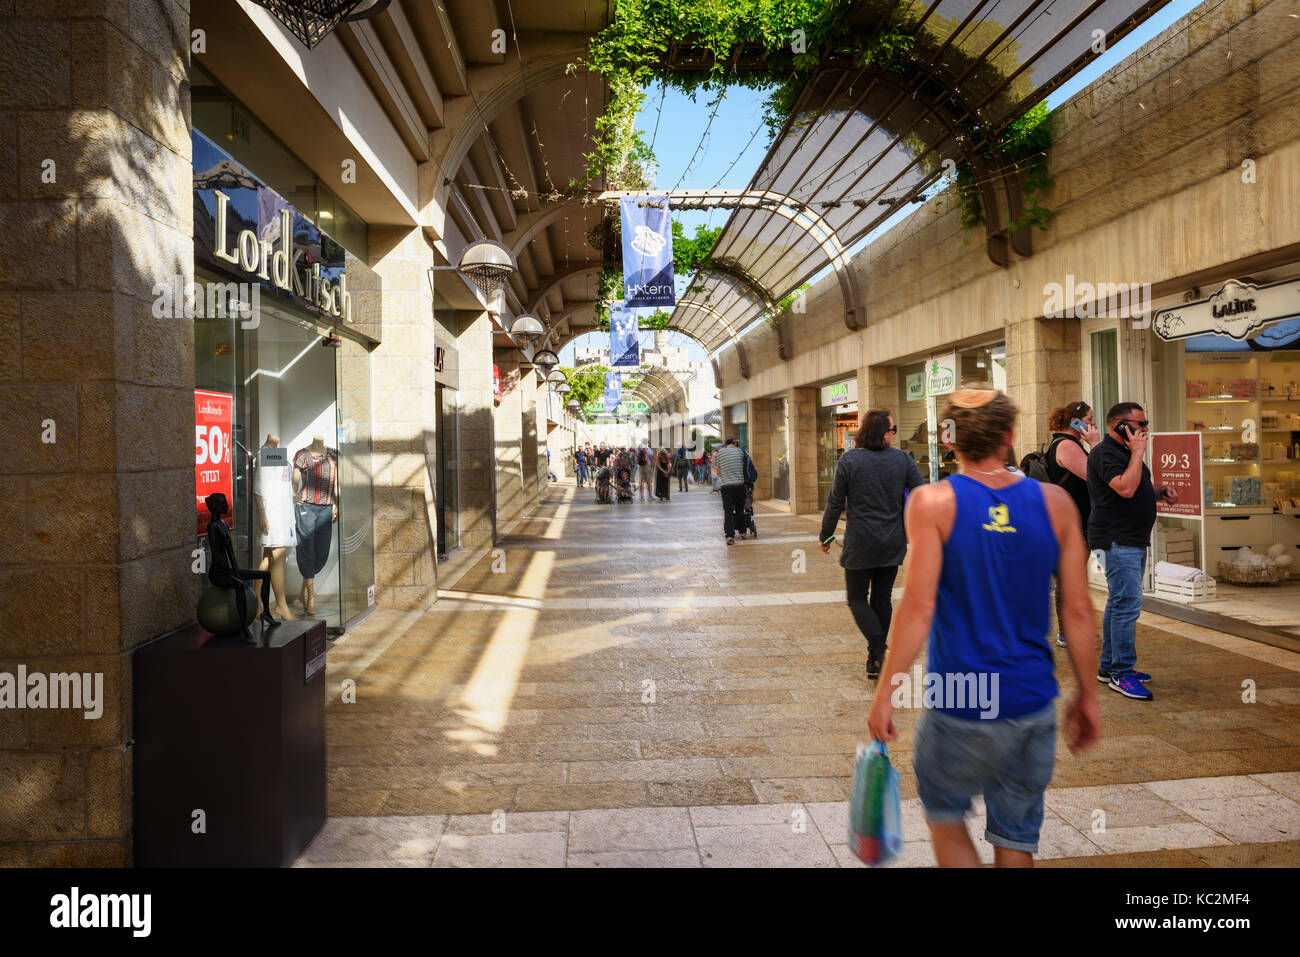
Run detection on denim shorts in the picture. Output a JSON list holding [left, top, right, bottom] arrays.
[[913, 702, 1058, 854]]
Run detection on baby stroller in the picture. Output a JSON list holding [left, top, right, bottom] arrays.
[[615, 465, 634, 504], [595, 467, 613, 505], [737, 484, 757, 539]]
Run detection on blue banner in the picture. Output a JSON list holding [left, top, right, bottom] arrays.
[[604, 373, 622, 413], [620, 195, 674, 307], [609, 300, 640, 367]]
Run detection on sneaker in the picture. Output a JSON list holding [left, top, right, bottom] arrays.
[[1108, 674, 1153, 700], [1100, 670, 1152, 683], [726, 536, 734, 545], [1056, 635, 1067, 648], [866, 654, 882, 680]]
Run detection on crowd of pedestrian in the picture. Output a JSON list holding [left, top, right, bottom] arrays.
[[574, 441, 701, 504]]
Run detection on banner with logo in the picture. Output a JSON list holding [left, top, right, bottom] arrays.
[[925, 353, 957, 396], [609, 300, 640, 367], [604, 372, 622, 413], [195, 389, 234, 537], [620, 196, 674, 307]]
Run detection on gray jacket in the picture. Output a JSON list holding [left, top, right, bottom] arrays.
[[819, 447, 923, 569]]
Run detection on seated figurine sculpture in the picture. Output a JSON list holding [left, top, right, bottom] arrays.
[[204, 493, 279, 643]]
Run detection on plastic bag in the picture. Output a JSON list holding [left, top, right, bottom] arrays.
[[847, 740, 903, 866]]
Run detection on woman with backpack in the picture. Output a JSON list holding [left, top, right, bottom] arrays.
[[1045, 401, 1102, 647]]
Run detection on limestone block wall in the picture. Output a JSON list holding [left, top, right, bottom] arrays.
[[0, 1, 196, 865], [456, 308, 497, 554], [719, 0, 1300, 449], [493, 348, 525, 533], [368, 227, 437, 610]]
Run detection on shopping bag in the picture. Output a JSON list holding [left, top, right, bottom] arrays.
[[847, 740, 903, 866]]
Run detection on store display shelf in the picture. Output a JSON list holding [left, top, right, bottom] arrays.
[[1203, 426, 1237, 431], [1262, 459, 1299, 464], [1205, 458, 1256, 464], [1189, 396, 1253, 402]]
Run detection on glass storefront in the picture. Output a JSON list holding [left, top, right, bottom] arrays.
[[192, 104, 377, 632], [816, 378, 858, 508], [896, 342, 1007, 483], [729, 402, 748, 452], [769, 396, 790, 501], [1147, 316, 1300, 613]]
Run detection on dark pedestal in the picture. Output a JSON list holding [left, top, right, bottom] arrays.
[[133, 619, 327, 867]]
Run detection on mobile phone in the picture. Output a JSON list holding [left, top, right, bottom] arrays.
[[1070, 417, 1089, 434], [1115, 421, 1134, 439]]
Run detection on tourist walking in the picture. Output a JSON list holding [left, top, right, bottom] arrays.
[[1087, 402, 1178, 700], [575, 445, 588, 487], [711, 437, 747, 544], [867, 389, 1101, 867], [654, 448, 672, 502], [674, 444, 690, 492], [1045, 401, 1100, 647], [635, 444, 654, 502], [819, 409, 922, 678], [696, 448, 710, 485]]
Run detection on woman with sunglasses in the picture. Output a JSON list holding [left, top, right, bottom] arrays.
[[819, 409, 923, 679]]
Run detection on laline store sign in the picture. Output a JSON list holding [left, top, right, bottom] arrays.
[[176, 131, 353, 323], [1152, 277, 1300, 342]]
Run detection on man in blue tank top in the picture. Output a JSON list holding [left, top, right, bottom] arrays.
[[868, 389, 1102, 866]]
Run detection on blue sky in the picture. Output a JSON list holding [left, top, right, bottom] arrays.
[[563, 0, 1204, 365]]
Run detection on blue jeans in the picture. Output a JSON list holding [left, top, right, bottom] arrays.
[[1100, 543, 1146, 678], [576, 462, 588, 485], [914, 703, 1058, 854]]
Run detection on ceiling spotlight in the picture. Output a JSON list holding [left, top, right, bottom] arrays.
[[457, 239, 517, 296], [509, 313, 546, 346]]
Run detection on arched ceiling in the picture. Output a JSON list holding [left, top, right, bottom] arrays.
[[660, 0, 1174, 360]]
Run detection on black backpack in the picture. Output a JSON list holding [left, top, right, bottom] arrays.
[[1019, 447, 1051, 482], [1020, 436, 1065, 483]]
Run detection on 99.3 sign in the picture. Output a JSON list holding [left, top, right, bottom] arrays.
[[194, 389, 234, 536], [1150, 432, 1202, 518]]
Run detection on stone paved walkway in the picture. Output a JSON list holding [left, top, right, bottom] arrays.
[[311, 480, 1300, 865]]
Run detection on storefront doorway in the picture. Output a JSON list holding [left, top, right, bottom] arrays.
[[816, 378, 858, 507]]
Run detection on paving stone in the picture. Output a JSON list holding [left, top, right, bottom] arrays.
[[297, 815, 445, 864], [647, 780, 759, 806], [432, 831, 568, 868], [513, 784, 648, 812], [568, 807, 695, 853], [568, 849, 702, 867], [695, 823, 837, 868], [750, 777, 849, 803], [380, 787, 514, 816]]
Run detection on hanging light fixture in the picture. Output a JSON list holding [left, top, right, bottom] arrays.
[[509, 314, 546, 346], [249, 0, 391, 49], [456, 239, 518, 297], [546, 369, 568, 385], [531, 348, 560, 374], [555, 382, 572, 395]]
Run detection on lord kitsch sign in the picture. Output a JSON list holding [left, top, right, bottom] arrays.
[[620, 196, 675, 308]]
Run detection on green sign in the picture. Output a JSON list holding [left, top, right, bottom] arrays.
[[583, 399, 650, 416], [925, 353, 957, 396], [905, 372, 925, 401]]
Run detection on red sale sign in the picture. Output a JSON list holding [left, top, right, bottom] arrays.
[[1151, 432, 1202, 518], [195, 389, 234, 536]]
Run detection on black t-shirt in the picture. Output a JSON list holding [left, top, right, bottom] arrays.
[[595, 450, 610, 467], [1045, 433, 1090, 531], [1086, 434, 1156, 549]]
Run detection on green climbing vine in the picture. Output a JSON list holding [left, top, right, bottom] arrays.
[[575, 0, 1057, 238], [953, 102, 1055, 233]]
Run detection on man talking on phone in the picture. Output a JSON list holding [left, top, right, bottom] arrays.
[[1087, 402, 1179, 700]]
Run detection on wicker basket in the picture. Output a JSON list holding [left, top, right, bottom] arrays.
[[1217, 560, 1287, 586]]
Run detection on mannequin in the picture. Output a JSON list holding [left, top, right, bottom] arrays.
[[255, 433, 295, 621], [205, 492, 279, 642], [292, 434, 338, 616]]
